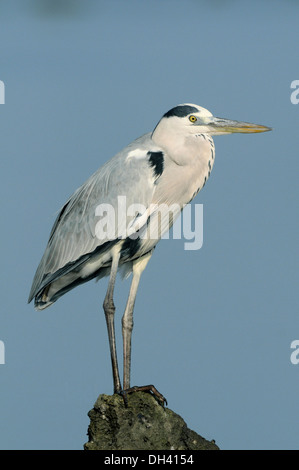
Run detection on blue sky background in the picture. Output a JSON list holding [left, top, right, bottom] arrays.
[[1, 0, 298, 450]]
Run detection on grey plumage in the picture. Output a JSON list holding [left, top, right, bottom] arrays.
[[28, 103, 271, 397], [28, 134, 160, 308]]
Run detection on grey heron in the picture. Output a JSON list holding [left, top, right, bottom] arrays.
[[28, 103, 271, 403]]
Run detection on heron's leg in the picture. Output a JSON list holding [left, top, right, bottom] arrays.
[[103, 248, 122, 394], [122, 251, 152, 391]]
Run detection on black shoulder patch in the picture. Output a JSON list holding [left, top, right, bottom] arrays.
[[148, 151, 164, 178], [163, 105, 198, 118]]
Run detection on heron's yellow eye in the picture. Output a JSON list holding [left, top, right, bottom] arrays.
[[189, 115, 197, 123]]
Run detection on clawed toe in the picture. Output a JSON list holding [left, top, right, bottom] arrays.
[[118, 384, 167, 407]]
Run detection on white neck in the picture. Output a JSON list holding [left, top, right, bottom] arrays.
[[152, 121, 210, 166]]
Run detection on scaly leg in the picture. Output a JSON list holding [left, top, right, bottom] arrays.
[[122, 251, 152, 390], [103, 248, 122, 394]]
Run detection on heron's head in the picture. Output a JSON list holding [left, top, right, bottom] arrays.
[[152, 103, 271, 142]]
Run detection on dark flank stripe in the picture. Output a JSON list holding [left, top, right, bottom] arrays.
[[120, 236, 142, 259], [36, 238, 119, 298], [35, 236, 144, 306], [48, 266, 105, 304], [48, 200, 71, 243]]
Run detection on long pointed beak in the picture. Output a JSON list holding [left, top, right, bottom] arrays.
[[208, 116, 272, 135]]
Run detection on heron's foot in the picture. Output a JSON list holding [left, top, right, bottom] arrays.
[[119, 384, 167, 407], [117, 389, 129, 407]]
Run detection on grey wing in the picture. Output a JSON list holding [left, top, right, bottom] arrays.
[[28, 134, 159, 303]]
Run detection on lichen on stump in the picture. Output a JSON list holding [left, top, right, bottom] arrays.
[[84, 392, 219, 450]]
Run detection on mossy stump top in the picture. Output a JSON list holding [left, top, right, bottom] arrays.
[[84, 391, 219, 450]]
